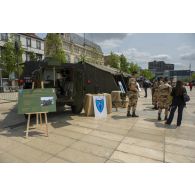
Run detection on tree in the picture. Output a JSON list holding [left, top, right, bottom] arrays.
[[29, 51, 37, 61], [128, 62, 140, 74], [140, 69, 154, 80], [120, 54, 129, 73], [45, 34, 66, 63], [1, 39, 24, 78], [107, 52, 120, 69]]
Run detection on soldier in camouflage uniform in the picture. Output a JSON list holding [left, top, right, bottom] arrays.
[[157, 77, 172, 121], [151, 79, 159, 109], [127, 72, 139, 117]]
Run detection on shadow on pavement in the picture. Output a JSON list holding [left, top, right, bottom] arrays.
[[111, 115, 130, 120], [143, 118, 177, 129], [0, 105, 75, 138]]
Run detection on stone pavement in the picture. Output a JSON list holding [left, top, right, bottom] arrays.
[[0, 88, 195, 163]]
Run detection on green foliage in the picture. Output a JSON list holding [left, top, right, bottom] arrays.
[[108, 52, 120, 69], [1, 39, 24, 77], [79, 54, 86, 63], [191, 72, 195, 80], [29, 51, 37, 61], [120, 54, 129, 73], [128, 62, 141, 75], [45, 34, 66, 64], [140, 69, 154, 80]]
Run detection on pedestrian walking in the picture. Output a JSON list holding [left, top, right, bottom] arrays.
[[157, 78, 172, 121], [189, 82, 193, 91], [143, 79, 150, 98], [127, 71, 139, 117], [166, 80, 188, 127]]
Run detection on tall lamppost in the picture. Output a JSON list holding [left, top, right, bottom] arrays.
[[15, 40, 19, 79]]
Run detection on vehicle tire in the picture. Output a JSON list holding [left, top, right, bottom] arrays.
[[71, 104, 83, 114]]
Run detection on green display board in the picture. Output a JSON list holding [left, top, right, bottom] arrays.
[[18, 88, 56, 114]]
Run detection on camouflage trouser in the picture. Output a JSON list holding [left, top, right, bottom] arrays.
[[152, 90, 158, 106], [158, 96, 170, 116], [127, 93, 138, 112]]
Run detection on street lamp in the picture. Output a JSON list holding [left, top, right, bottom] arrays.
[[15, 40, 19, 79]]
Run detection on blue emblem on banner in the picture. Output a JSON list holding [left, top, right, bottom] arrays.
[[96, 99, 104, 113]]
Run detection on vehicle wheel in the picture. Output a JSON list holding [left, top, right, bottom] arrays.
[[71, 104, 83, 114]]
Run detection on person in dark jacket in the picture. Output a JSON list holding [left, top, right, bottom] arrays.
[[143, 79, 149, 98], [166, 80, 187, 127]]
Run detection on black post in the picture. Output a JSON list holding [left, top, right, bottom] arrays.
[[15, 41, 19, 79]]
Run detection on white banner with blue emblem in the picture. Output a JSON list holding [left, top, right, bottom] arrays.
[[93, 95, 107, 118]]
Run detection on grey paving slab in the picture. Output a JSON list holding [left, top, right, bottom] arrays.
[[81, 134, 119, 149], [8, 144, 53, 162], [40, 133, 77, 147], [57, 148, 106, 163], [109, 151, 160, 163], [53, 128, 86, 140], [0, 152, 24, 163], [89, 130, 124, 142], [165, 137, 195, 148], [117, 143, 163, 161], [127, 130, 164, 143], [165, 144, 195, 158], [46, 156, 71, 163], [70, 141, 114, 158], [122, 137, 164, 151], [97, 124, 129, 135], [165, 152, 195, 163], [61, 125, 93, 134], [26, 138, 67, 155]]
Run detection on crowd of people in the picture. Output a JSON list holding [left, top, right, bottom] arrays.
[[127, 72, 190, 127]]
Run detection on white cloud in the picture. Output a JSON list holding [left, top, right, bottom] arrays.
[[151, 54, 171, 61], [98, 39, 123, 49], [180, 52, 195, 61], [85, 33, 129, 43], [177, 45, 194, 52], [122, 48, 171, 66]]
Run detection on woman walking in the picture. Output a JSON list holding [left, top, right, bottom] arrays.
[[166, 80, 187, 127]]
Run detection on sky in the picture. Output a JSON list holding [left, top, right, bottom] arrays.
[[39, 33, 195, 70]]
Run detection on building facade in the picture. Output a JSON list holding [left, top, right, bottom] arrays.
[[166, 70, 193, 81], [59, 33, 104, 65], [0, 33, 44, 62], [148, 61, 174, 76]]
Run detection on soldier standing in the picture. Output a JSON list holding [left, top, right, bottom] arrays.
[[157, 78, 172, 120], [151, 79, 159, 109], [127, 71, 139, 117]]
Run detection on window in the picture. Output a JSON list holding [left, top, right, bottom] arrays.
[[1, 33, 8, 41], [26, 52, 30, 61], [26, 37, 31, 47], [66, 55, 71, 62], [74, 46, 79, 54], [36, 54, 42, 60], [36, 40, 41, 50]]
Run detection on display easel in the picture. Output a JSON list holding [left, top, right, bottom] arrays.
[[25, 81, 48, 138]]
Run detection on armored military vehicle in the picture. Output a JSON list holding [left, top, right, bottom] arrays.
[[21, 59, 129, 114]]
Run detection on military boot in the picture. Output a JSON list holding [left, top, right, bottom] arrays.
[[132, 111, 139, 117], [158, 113, 161, 121], [127, 111, 131, 117]]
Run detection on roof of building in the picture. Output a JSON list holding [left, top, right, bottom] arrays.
[[19, 33, 44, 41], [64, 33, 103, 53]]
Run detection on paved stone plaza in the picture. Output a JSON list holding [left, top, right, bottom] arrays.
[[0, 88, 195, 163]]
